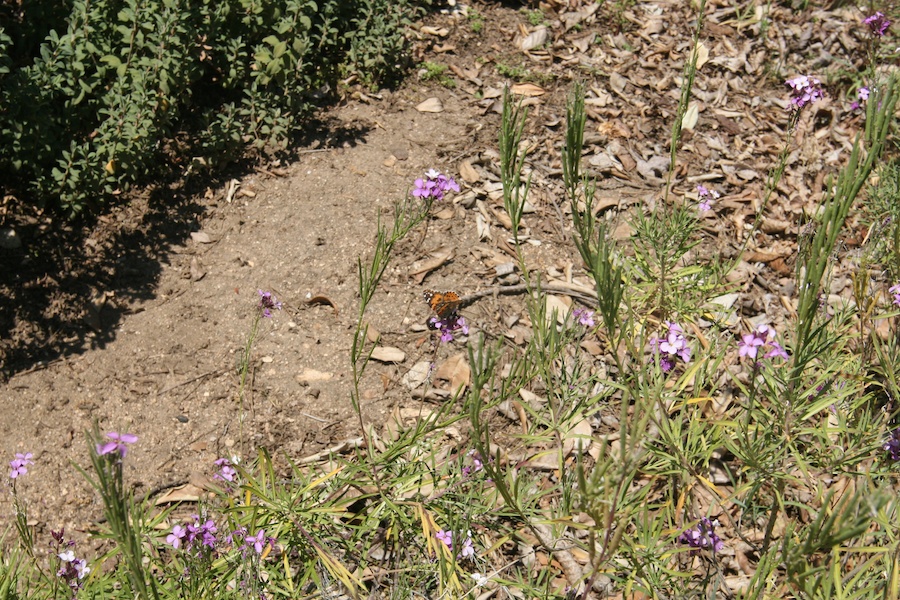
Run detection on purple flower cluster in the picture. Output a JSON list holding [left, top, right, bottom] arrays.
[[412, 169, 460, 202], [884, 428, 900, 460], [785, 76, 825, 112], [678, 517, 724, 553], [428, 313, 469, 344], [257, 290, 283, 318], [851, 86, 870, 111], [889, 283, 900, 307], [572, 307, 595, 328], [167, 516, 275, 558], [167, 515, 219, 551], [738, 324, 789, 361], [96, 432, 138, 457], [213, 457, 238, 483], [462, 449, 484, 478], [864, 11, 890, 37], [9, 452, 33, 479], [52, 530, 90, 594], [649, 321, 691, 372], [434, 529, 476, 560], [696, 184, 719, 212]]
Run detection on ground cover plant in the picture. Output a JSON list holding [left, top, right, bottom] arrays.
[[0, 0, 423, 215], [3, 1, 900, 599]]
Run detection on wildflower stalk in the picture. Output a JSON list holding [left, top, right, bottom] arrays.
[[350, 195, 429, 447], [77, 429, 159, 600], [237, 290, 282, 452], [789, 75, 898, 393], [498, 87, 532, 256], [564, 82, 625, 347], [664, 0, 706, 204]]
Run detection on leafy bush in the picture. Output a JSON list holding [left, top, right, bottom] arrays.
[[0, 0, 424, 215]]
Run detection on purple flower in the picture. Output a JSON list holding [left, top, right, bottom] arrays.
[[412, 170, 460, 202], [659, 321, 691, 362], [257, 290, 283, 318], [167, 524, 187, 549], [181, 515, 219, 551], [678, 517, 724, 553], [458, 531, 475, 559], [786, 75, 825, 112], [429, 313, 468, 344], [96, 432, 138, 457], [885, 428, 900, 460], [9, 452, 33, 479], [572, 307, 596, 328], [739, 325, 789, 361], [213, 457, 237, 483], [246, 529, 268, 554], [764, 341, 789, 360], [890, 283, 900, 307], [649, 321, 691, 372], [864, 12, 890, 37], [462, 449, 484, 477], [55, 540, 90, 592], [696, 184, 719, 212], [738, 333, 764, 359], [435, 529, 452, 549]]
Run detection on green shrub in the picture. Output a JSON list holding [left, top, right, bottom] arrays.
[[0, 0, 425, 215]]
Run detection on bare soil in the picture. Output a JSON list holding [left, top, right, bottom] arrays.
[[0, 0, 884, 585]]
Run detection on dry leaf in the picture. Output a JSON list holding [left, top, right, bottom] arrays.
[[409, 246, 455, 284], [609, 72, 627, 93], [459, 159, 480, 183], [682, 102, 699, 131], [434, 353, 470, 396], [545, 295, 571, 326], [370, 346, 405, 363], [155, 483, 205, 505], [693, 41, 709, 70], [518, 27, 549, 51], [562, 418, 593, 457], [510, 83, 546, 96], [416, 97, 444, 113], [402, 361, 431, 390], [296, 368, 333, 384]]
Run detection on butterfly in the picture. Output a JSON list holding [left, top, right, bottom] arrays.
[[423, 289, 462, 321]]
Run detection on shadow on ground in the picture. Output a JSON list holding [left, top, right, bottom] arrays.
[[0, 116, 373, 378]]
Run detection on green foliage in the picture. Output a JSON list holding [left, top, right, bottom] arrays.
[[468, 9, 484, 33], [0, 0, 425, 215], [419, 61, 454, 87]]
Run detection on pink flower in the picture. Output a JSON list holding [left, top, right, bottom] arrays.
[[96, 432, 138, 457]]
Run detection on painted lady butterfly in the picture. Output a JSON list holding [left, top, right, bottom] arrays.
[[423, 289, 462, 320]]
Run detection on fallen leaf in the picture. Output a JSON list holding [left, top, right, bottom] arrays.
[[434, 353, 470, 396], [518, 27, 549, 51], [409, 246, 455, 284], [682, 101, 699, 131], [296, 368, 333, 384], [693, 41, 709, 70], [459, 159, 480, 183], [401, 361, 431, 389], [510, 83, 546, 96], [416, 97, 444, 113], [155, 483, 205, 505], [370, 346, 406, 363]]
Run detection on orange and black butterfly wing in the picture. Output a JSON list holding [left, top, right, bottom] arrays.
[[423, 290, 461, 321]]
